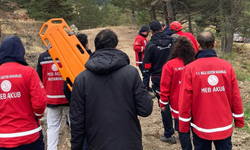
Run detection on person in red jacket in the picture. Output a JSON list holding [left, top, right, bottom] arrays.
[[133, 25, 152, 92], [37, 50, 69, 150], [0, 35, 47, 149], [170, 21, 199, 53], [178, 31, 244, 150], [159, 36, 195, 138]]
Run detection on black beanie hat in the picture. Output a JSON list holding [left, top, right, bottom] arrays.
[[139, 25, 150, 32], [149, 20, 162, 32]]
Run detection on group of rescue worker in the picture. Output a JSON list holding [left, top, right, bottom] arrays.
[[0, 19, 244, 150], [133, 20, 244, 150]]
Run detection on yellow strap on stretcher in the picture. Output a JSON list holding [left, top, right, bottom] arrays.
[[39, 18, 89, 91]]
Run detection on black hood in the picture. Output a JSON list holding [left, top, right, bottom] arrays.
[[0, 35, 28, 66], [85, 48, 130, 74], [150, 32, 173, 47]]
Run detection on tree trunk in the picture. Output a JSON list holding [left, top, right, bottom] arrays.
[[221, 37, 225, 53], [151, 6, 156, 20], [188, 16, 193, 34], [165, 0, 176, 22], [221, 33, 233, 53], [131, 9, 136, 25], [163, 1, 170, 25], [220, 0, 236, 53]]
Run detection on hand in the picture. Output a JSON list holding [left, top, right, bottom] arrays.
[[161, 106, 166, 112]]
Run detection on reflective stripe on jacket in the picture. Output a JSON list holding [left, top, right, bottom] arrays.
[[133, 34, 147, 66], [178, 49, 244, 140], [37, 51, 68, 105], [0, 62, 47, 148], [160, 58, 184, 119]]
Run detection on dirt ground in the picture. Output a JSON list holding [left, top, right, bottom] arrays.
[[1, 13, 250, 149]]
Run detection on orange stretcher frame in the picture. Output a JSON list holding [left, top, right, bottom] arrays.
[[39, 18, 89, 91]]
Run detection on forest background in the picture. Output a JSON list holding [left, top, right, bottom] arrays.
[[1, 0, 250, 53]]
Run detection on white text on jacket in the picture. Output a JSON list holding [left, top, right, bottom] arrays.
[[0, 92, 21, 100], [201, 86, 225, 93]]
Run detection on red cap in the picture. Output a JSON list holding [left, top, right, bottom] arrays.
[[170, 21, 182, 31]]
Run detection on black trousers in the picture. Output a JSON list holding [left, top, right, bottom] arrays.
[[193, 131, 232, 150], [179, 131, 192, 150], [0, 131, 44, 150], [152, 82, 174, 138], [138, 64, 150, 89], [174, 118, 179, 132]]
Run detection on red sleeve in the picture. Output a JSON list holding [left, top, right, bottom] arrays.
[[29, 69, 47, 119], [231, 68, 244, 127], [133, 38, 145, 53], [144, 63, 152, 70], [159, 63, 172, 107], [178, 67, 192, 133], [190, 35, 199, 53]]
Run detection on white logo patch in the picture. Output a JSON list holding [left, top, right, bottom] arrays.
[[1, 80, 12, 92], [51, 64, 58, 72], [207, 75, 219, 86]]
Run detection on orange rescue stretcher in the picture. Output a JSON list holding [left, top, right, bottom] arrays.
[[39, 18, 89, 91]]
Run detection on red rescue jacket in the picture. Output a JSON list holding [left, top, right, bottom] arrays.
[[179, 49, 244, 140], [133, 34, 147, 66], [176, 31, 199, 53], [37, 51, 68, 105], [0, 62, 47, 148], [159, 58, 184, 119]]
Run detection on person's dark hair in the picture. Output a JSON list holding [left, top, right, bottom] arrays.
[[169, 36, 196, 65], [197, 30, 215, 49], [149, 20, 162, 33], [76, 34, 88, 48], [94, 29, 118, 50]]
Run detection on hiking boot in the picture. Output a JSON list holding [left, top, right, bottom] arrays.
[[160, 135, 176, 144]]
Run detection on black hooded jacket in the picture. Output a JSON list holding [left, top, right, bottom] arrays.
[[70, 48, 153, 150], [0, 36, 28, 66], [143, 32, 175, 80]]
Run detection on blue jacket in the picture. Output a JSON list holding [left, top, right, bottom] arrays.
[[163, 25, 172, 36]]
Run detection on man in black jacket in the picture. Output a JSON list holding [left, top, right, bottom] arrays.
[[70, 29, 153, 150], [143, 20, 176, 144], [63, 33, 92, 150]]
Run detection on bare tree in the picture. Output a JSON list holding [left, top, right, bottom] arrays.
[[151, 5, 157, 20], [132, 9, 136, 25], [162, 1, 169, 25], [220, 0, 239, 53], [164, 0, 175, 23]]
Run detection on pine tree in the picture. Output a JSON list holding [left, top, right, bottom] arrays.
[[93, 0, 111, 6], [100, 4, 127, 26], [26, 0, 75, 22], [71, 0, 101, 29]]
